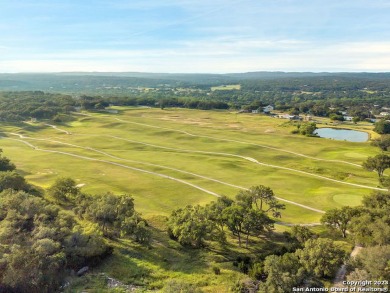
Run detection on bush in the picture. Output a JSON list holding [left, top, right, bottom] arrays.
[[212, 265, 221, 275], [374, 120, 390, 134]]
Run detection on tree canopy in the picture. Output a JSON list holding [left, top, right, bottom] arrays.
[[362, 154, 390, 177], [168, 185, 282, 248], [374, 120, 390, 134], [0, 149, 16, 172]]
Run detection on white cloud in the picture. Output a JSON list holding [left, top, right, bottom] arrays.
[[1, 40, 389, 73]]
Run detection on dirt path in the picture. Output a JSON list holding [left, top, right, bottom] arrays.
[[7, 130, 387, 198], [74, 112, 362, 168], [44, 124, 72, 135], [106, 134, 386, 192], [3, 136, 220, 197], [111, 117, 362, 167], [333, 246, 363, 287], [4, 130, 387, 211], [3, 133, 327, 215]]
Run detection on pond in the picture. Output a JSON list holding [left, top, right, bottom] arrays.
[[315, 128, 369, 142]]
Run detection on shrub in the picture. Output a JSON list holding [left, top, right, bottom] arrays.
[[212, 265, 221, 275]]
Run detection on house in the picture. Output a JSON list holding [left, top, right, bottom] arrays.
[[343, 116, 353, 121], [277, 114, 302, 120], [252, 109, 260, 114], [380, 112, 390, 117], [263, 105, 274, 113], [304, 115, 312, 121]]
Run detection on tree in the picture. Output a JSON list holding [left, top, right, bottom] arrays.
[[362, 191, 390, 211], [0, 149, 16, 172], [0, 190, 110, 292], [349, 245, 390, 280], [346, 191, 390, 246], [348, 214, 376, 246], [379, 176, 390, 189], [329, 113, 344, 121], [259, 253, 305, 293], [47, 177, 80, 202], [236, 186, 285, 218], [297, 238, 345, 278], [222, 204, 245, 246], [167, 205, 215, 248], [133, 221, 152, 244], [205, 195, 234, 242], [298, 122, 317, 136], [352, 117, 360, 124], [83, 193, 135, 237], [374, 120, 390, 134], [291, 226, 317, 243], [0, 171, 30, 192], [222, 203, 274, 247], [371, 134, 390, 151], [120, 212, 151, 244], [362, 154, 390, 177], [242, 209, 274, 248], [350, 215, 390, 246], [321, 206, 361, 238]]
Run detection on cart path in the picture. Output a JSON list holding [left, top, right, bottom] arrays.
[[333, 246, 363, 287], [44, 124, 72, 135], [2, 133, 326, 214], [105, 135, 385, 192], [4, 130, 386, 194], [113, 116, 362, 167], [74, 112, 362, 168], [5, 131, 386, 193], [1, 136, 220, 197]]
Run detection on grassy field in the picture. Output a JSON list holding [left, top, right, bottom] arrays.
[[210, 84, 241, 91], [0, 107, 381, 291], [0, 107, 381, 223]]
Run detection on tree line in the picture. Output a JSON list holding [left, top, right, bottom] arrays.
[[166, 183, 390, 291], [166, 185, 353, 292], [0, 91, 76, 121], [167, 185, 284, 249], [0, 149, 151, 293]]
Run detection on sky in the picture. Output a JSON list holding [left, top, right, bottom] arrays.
[[0, 0, 389, 73]]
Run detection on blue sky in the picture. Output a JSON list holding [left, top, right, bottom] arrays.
[[0, 0, 389, 72]]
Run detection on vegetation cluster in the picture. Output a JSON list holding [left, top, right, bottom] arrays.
[[0, 151, 150, 293]]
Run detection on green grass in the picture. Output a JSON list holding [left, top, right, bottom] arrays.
[[0, 108, 380, 221], [1, 107, 380, 291], [210, 84, 241, 91]]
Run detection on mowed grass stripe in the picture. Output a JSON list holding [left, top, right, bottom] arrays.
[[15, 125, 378, 192], [82, 113, 363, 167], [2, 135, 325, 214], [0, 138, 220, 216], [4, 132, 363, 190], [0, 136, 324, 223], [1, 133, 375, 214], [1, 108, 379, 224]]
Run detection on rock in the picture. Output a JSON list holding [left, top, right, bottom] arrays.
[[76, 266, 89, 277]]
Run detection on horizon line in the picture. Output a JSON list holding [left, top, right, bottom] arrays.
[[1, 70, 390, 75]]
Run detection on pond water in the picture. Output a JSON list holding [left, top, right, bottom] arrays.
[[315, 128, 369, 142]]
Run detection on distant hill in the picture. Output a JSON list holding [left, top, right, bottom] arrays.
[[0, 72, 390, 94]]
